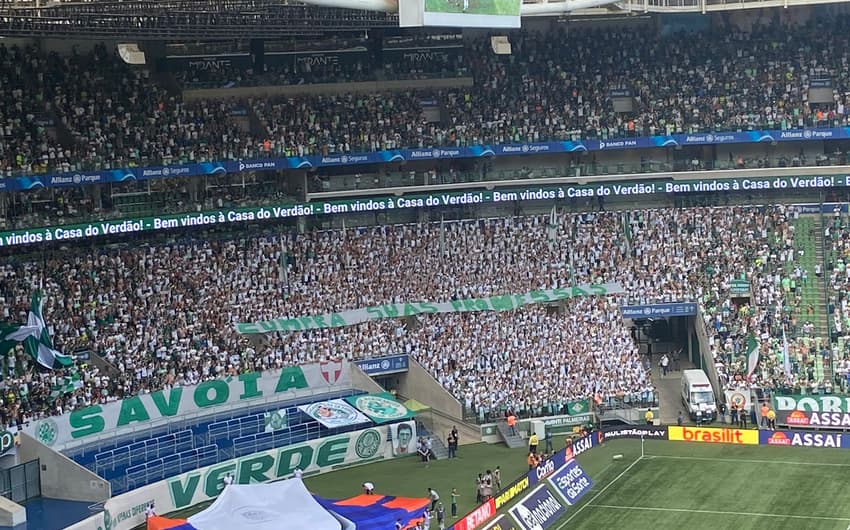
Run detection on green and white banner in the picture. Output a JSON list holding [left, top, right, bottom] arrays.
[[235, 284, 624, 334], [298, 399, 371, 429], [263, 408, 289, 433], [346, 392, 416, 425], [26, 361, 351, 449], [773, 395, 850, 427], [66, 426, 395, 530]]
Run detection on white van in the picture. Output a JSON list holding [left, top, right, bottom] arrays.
[[681, 369, 717, 421]]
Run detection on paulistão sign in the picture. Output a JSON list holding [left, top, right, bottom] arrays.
[[235, 285, 624, 334], [27, 361, 350, 448]]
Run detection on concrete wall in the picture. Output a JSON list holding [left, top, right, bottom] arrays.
[[397, 358, 462, 419], [417, 407, 480, 446], [350, 364, 385, 394], [18, 433, 110, 503], [0, 496, 25, 527], [183, 77, 473, 100]]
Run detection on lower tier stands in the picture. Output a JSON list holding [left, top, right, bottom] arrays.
[[65, 389, 364, 495]]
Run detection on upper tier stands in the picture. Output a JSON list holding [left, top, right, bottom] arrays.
[[0, 205, 826, 429], [2, 17, 850, 175]]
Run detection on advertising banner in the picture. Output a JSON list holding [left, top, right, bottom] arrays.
[[264, 47, 369, 68], [508, 484, 567, 530], [297, 399, 371, 429], [565, 432, 597, 461], [89, 426, 393, 530], [483, 515, 518, 530], [493, 476, 531, 510], [25, 361, 351, 449], [354, 354, 410, 376], [760, 430, 847, 448], [422, 0, 521, 28], [236, 286, 623, 334], [164, 53, 253, 72], [597, 425, 668, 442], [620, 303, 698, 318], [3, 126, 850, 194], [667, 426, 759, 445], [451, 498, 496, 530], [548, 460, 593, 505], [773, 395, 850, 428], [3, 181, 850, 250], [730, 279, 751, 296], [390, 420, 418, 456], [346, 392, 416, 424]]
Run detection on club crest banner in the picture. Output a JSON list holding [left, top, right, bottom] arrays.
[[298, 399, 371, 429]]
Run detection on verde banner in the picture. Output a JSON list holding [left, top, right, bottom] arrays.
[[235, 285, 623, 334], [1, 180, 847, 249], [346, 392, 416, 424], [26, 361, 351, 449], [69, 426, 395, 530], [773, 395, 850, 428]]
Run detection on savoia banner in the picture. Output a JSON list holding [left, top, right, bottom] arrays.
[[773, 395, 850, 427], [26, 361, 350, 448], [67, 426, 394, 530], [236, 285, 624, 334]]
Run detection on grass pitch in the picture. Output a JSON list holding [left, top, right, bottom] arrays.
[[141, 436, 850, 529], [564, 439, 850, 530], [424, 0, 520, 17]]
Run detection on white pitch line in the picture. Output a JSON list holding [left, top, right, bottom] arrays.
[[554, 456, 643, 529], [646, 454, 850, 468], [590, 504, 850, 523]]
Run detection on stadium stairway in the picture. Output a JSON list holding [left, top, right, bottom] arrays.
[[494, 421, 525, 449], [793, 215, 831, 382], [415, 422, 448, 460], [796, 216, 830, 336]]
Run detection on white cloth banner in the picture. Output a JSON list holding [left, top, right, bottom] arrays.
[[298, 399, 371, 429], [189, 479, 340, 530]]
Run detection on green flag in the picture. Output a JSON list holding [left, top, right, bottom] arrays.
[[746, 334, 759, 378], [0, 292, 72, 369]]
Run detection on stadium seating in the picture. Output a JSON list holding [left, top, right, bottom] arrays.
[[2, 19, 850, 177], [63, 390, 364, 494]]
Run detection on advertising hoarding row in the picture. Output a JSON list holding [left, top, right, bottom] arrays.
[[3, 127, 850, 192]]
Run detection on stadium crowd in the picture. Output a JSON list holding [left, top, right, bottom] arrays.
[[0, 205, 826, 428], [3, 18, 850, 175]]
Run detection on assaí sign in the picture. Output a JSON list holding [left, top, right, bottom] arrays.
[[773, 395, 850, 427], [761, 430, 846, 448], [25, 361, 351, 449]]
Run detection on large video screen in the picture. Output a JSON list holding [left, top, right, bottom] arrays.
[[423, 0, 520, 28]]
